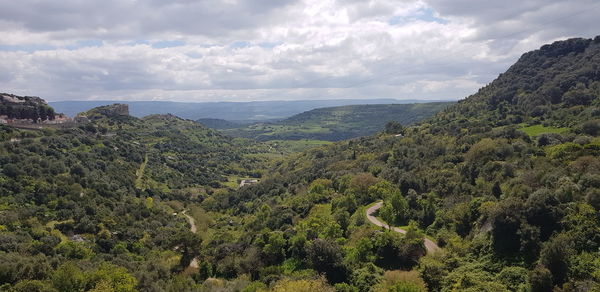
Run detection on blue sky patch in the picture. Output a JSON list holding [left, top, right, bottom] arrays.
[[230, 41, 250, 49], [66, 39, 103, 50], [0, 44, 56, 52], [389, 7, 448, 25], [152, 40, 186, 48]]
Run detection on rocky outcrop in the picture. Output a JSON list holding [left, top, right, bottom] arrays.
[[0, 93, 56, 122], [83, 103, 130, 119]]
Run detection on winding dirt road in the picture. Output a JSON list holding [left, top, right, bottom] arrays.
[[366, 201, 440, 254], [181, 210, 199, 268]]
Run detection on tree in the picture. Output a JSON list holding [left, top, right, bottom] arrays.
[[581, 119, 600, 136], [525, 188, 560, 241], [489, 200, 523, 256], [197, 261, 213, 281], [348, 173, 379, 204], [51, 263, 85, 292], [496, 266, 528, 292], [539, 234, 573, 285], [309, 178, 333, 194], [385, 121, 405, 135], [12, 280, 57, 292], [561, 203, 600, 252], [351, 263, 383, 292], [85, 263, 138, 292], [492, 181, 502, 198], [418, 256, 447, 292], [529, 265, 553, 292], [586, 188, 600, 210], [265, 277, 335, 292], [171, 231, 203, 268], [333, 210, 350, 233], [518, 223, 541, 265], [306, 239, 347, 283], [262, 231, 286, 265]]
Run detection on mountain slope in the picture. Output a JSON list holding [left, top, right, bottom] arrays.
[[218, 102, 452, 141], [432, 36, 600, 132]]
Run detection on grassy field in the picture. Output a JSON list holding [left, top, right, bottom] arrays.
[[518, 124, 570, 137]]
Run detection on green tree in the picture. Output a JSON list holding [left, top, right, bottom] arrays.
[[496, 266, 528, 292], [171, 231, 202, 268], [539, 234, 573, 285], [385, 121, 405, 135], [12, 280, 57, 292], [348, 173, 379, 204], [51, 263, 85, 292], [351, 263, 383, 292], [306, 239, 347, 283], [262, 231, 287, 265], [418, 255, 447, 292], [86, 263, 138, 292], [529, 265, 553, 292]]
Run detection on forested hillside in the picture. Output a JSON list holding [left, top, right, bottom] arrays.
[[216, 102, 452, 142], [0, 105, 274, 291], [1, 36, 599, 292]]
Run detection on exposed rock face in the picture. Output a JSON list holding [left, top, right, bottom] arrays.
[[1, 93, 47, 105]]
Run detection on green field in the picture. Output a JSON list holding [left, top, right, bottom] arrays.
[[518, 124, 570, 137]]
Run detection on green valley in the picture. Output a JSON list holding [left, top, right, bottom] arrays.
[[1, 36, 600, 292]]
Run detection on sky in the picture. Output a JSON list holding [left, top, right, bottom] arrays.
[[0, 0, 599, 102]]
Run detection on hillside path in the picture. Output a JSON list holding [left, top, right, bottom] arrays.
[[181, 210, 199, 268], [366, 201, 440, 254]]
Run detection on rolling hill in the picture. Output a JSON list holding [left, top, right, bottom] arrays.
[[213, 102, 452, 141]]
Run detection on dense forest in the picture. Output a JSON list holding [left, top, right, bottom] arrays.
[[0, 36, 599, 292], [213, 102, 452, 142]]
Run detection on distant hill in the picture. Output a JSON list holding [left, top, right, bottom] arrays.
[[219, 102, 452, 141], [49, 99, 448, 121], [196, 118, 244, 129]]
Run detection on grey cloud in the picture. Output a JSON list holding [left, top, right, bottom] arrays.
[[0, 0, 298, 40], [426, 0, 600, 41]]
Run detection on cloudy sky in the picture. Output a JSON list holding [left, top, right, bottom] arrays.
[[0, 0, 598, 102]]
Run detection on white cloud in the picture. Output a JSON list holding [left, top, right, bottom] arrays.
[[0, 0, 598, 102]]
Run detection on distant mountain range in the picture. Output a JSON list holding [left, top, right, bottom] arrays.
[[49, 99, 449, 121]]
